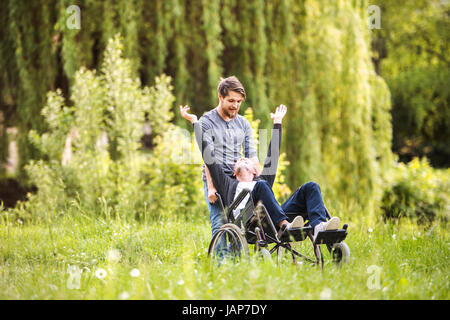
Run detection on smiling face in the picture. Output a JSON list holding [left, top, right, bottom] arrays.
[[218, 90, 244, 120], [233, 158, 257, 182]]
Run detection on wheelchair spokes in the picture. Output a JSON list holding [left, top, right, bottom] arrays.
[[208, 223, 250, 263]]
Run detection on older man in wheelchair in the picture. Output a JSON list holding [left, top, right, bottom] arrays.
[[180, 104, 349, 266]]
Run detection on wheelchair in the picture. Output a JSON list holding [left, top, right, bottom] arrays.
[[207, 188, 350, 268]]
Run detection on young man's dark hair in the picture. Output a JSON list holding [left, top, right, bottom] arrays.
[[217, 76, 246, 99]]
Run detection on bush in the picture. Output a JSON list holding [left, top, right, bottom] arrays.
[[6, 35, 292, 224], [140, 124, 204, 220], [8, 35, 205, 222], [381, 158, 449, 223]]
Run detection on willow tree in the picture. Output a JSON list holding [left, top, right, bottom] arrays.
[[282, 1, 393, 212], [372, 0, 450, 167], [1, 0, 59, 179], [1, 0, 393, 214]]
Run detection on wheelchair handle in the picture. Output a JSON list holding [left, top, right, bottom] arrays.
[[215, 192, 225, 212]]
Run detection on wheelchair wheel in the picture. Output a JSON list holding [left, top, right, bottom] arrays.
[[331, 241, 350, 265], [208, 223, 250, 261]]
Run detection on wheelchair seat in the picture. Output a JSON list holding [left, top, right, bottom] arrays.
[[235, 196, 312, 244]]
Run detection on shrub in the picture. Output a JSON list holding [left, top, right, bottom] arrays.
[[140, 125, 204, 220], [381, 158, 449, 223], [11, 35, 204, 222]]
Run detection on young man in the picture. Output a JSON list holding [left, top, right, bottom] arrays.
[[181, 104, 341, 241], [180, 76, 260, 242]]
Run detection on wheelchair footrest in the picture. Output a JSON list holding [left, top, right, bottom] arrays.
[[280, 226, 312, 242], [314, 229, 348, 245]]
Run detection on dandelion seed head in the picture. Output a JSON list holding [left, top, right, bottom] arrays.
[[319, 288, 332, 300], [95, 268, 107, 280], [130, 268, 140, 278], [119, 291, 130, 300], [107, 249, 121, 263]]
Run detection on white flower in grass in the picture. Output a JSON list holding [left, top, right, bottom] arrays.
[[392, 234, 396, 240], [49, 284, 58, 291], [130, 268, 140, 278], [95, 268, 107, 280], [119, 291, 130, 300], [319, 288, 332, 300], [368, 228, 373, 233], [107, 249, 121, 263]]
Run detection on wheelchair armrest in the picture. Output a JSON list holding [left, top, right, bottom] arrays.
[[226, 188, 252, 222], [228, 188, 251, 212]]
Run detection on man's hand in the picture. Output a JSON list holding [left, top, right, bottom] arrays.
[[204, 166, 218, 203], [179, 105, 198, 124], [208, 187, 218, 203], [250, 156, 261, 176], [270, 104, 287, 124]]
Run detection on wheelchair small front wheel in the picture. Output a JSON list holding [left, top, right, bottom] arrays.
[[254, 240, 272, 261], [208, 223, 250, 262], [331, 241, 350, 265]]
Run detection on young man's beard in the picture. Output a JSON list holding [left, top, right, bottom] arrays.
[[224, 107, 238, 118]]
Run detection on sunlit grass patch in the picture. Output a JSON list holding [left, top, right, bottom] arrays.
[[0, 213, 448, 300]]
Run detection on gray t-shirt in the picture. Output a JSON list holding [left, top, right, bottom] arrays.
[[198, 107, 257, 181]]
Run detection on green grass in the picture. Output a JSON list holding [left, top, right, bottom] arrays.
[[0, 212, 448, 300]]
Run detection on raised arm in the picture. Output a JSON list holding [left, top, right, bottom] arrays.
[[259, 105, 287, 187]]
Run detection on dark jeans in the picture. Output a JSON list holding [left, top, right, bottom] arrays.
[[251, 180, 327, 229]]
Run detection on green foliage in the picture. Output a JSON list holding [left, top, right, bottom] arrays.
[[372, 0, 450, 166], [202, 0, 224, 104], [7, 0, 445, 218], [381, 158, 450, 222], [282, 0, 393, 213], [18, 35, 204, 222], [388, 67, 450, 166], [141, 126, 204, 219]]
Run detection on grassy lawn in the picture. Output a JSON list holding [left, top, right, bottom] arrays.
[[0, 212, 448, 300]]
